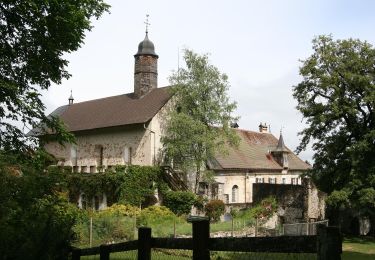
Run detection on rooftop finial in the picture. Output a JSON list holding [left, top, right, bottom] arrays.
[[68, 90, 74, 105], [144, 14, 150, 34]]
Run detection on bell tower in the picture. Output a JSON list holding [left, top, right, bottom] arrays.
[[134, 15, 158, 98]]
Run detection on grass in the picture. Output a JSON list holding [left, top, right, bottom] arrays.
[[75, 212, 375, 259], [342, 236, 375, 260], [80, 235, 375, 259]]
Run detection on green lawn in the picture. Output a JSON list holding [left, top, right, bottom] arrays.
[[80, 236, 375, 259], [342, 236, 375, 260]]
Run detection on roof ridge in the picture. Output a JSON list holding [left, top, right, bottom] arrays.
[[234, 128, 273, 135], [65, 86, 172, 107]]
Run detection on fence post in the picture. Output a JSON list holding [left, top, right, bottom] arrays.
[[231, 218, 234, 237], [138, 227, 152, 260], [306, 222, 309, 235], [89, 217, 93, 247], [71, 248, 81, 260], [100, 244, 110, 260], [317, 224, 342, 260], [190, 217, 210, 260]]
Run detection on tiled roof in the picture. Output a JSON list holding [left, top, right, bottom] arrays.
[[210, 129, 310, 171], [44, 87, 172, 133]]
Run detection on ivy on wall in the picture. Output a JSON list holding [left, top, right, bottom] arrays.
[[48, 165, 162, 207]]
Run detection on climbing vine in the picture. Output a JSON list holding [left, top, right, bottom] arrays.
[[48, 165, 162, 207]]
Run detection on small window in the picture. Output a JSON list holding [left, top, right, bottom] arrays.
[[198, 182, 208, 195], [90, 166, 96, 173], [218, 183, 224, 196], [232, 185, 239, 203], [269, 178, 276, 184], [94, 196, 100, 211], [282, 178, 286, 184], [71, 146, 77, 166], [224, 194, 229, 204], [80, 193, 102, 211], [256, 177, 264, 183], [81, 193, 88, 209], [291, 178, 297, 185], [81, 166, 87, 173], [124, 146, 132, 164], [73, 166, 79, 173], [94, 145, 104, 167]]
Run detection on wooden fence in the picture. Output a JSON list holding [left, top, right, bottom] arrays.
[[71, 218, 342, 260]]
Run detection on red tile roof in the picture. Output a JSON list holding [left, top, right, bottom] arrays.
[[49, 87, 172, 132], [210, 129, 310, 171]]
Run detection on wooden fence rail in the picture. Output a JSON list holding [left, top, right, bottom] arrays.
[[71, 219, 342, 260]]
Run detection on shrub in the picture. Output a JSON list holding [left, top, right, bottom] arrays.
[[0, 164, 80, 259], [98, 203, 140, 218], [240, 196, 277, 224], [138, 206, 176, 226], [194, 195, 207, 212], [205, 200, 225, 222], [163, 191, 197, 215]]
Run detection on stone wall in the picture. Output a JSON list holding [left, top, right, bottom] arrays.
[[134, 55, 158, 98], [44, 124, 151, 171], [43, 99, 172, 172], [253, 183, 305, 223], [253, 179, 326, 224]]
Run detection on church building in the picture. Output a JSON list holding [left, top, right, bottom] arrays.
[[39, 29, 313, 212], [44, 31, 169, 172]]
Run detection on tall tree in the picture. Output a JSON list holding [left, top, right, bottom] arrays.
[[162, 49, 239, 193], [0, 0, 110, 152], [293, 35, 375, 217]]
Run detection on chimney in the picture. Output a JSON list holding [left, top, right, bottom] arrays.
[[134, 32, 158, 98], [259, 122, 268, 133]]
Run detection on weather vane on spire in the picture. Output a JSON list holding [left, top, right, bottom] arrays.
[[144, 14, 150, 34]]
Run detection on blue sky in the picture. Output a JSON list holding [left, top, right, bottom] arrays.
[[41, 0, 375, 162]]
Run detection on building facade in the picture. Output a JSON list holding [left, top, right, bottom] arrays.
[[205, 124, 311, 206], [39, 31, 171, 209], [39, 32, 316, 214]]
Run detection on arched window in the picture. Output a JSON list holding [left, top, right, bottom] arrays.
[[94, 196, 100, 211], [232, 185, 239, 203]]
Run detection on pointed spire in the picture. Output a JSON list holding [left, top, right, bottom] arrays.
[[274, 130, 289, 152], [68, 90, 74, 105]]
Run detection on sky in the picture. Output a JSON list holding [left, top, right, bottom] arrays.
[[41, 0, 375, 162]]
